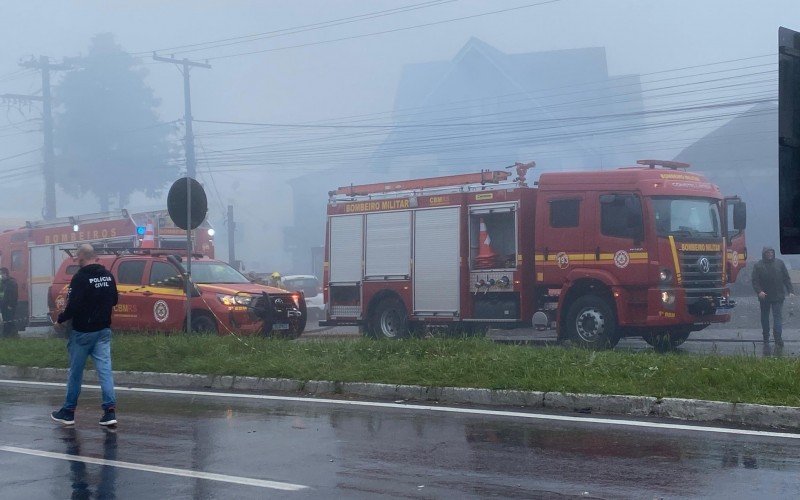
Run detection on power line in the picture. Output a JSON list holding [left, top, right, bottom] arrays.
[[0, 148, 39, 163], [188, 78, 774, 168], [146, 59, 780, 174], [204, 0, 562, 61], [191, 60, 776, 140], [180, 106, 779, 168], [188, 84, 777, 157], [135, 0, 457, 57], [194, 96, 776, 131]]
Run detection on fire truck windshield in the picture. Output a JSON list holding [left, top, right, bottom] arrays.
[[652, 197, 721, 238], [188, 262, 251, 284]]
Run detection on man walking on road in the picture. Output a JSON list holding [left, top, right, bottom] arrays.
[[51, 244, 119, 426], [752, 246, 794, 355], [0, 267, 19, 338]]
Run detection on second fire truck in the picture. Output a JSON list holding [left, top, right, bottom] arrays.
[[322, 160, 747, 349]]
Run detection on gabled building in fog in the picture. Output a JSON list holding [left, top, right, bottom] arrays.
[[370, 37, 645, 177]]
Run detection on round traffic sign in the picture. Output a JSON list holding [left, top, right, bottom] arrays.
[[167, 177, 208, 231]]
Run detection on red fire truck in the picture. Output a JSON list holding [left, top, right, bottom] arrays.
[[0, 209, 214, 328], [322, 160, 747, 349]]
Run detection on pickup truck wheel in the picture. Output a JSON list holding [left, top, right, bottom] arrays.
[[285, 298, 307, 339], [367, 298, 409, 340], [190, 313, 217, 335], [565, 295, 619, 349], [644, 329, 690, 352]]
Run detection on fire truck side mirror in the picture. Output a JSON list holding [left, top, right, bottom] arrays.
[[733, 201, 747, 231]]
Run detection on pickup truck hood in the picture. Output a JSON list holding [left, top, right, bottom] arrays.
[[196, 283, 292, 296]]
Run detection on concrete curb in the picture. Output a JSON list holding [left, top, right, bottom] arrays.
[[2, 365, 798, 430]]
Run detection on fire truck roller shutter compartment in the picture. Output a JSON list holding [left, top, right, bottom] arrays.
[[329, 214, 364, 317], [366, 211, 411, 278], [414, 207, 460, 315], [29, 245, 57, 322]]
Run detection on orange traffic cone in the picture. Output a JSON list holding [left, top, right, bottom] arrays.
[[475, 218, 497, 269], [141, 219, 156, 249]]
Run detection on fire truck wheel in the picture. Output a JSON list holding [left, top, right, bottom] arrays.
[[190, 313, 218, 335], [565, 295, 619, 349], [368, 298, 410, 340], [644, 329, 690, 352]]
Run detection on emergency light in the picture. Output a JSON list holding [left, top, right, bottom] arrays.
[[136, 226, 146, 235]]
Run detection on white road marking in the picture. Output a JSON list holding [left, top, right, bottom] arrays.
[[2, 378, 799, 440], [0, 445, 307, 491]]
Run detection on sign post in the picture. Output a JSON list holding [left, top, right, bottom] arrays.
[[780, 26, 800, 253], [167, 177, 208, 332]]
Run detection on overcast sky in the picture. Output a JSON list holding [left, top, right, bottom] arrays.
[[1, 0, 798, 268]]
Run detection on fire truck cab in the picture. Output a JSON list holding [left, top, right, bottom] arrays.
[[322, 160, 746, 349]]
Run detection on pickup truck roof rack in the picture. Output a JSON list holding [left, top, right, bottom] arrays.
[[60, 247, 205, 259]]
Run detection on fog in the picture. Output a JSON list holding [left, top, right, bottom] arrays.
[[1, 0, 798, 274]]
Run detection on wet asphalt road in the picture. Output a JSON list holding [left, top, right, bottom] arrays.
[[2, 382, 800, 499]]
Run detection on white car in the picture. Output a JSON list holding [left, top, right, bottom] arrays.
[[281, 275, 325, 321]]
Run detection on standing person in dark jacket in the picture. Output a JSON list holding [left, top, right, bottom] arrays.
[[0, 267, 19, 338], [752, 246, 794, 355], [51, 244, 119, 426]]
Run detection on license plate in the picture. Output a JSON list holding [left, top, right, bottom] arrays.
[[273, 323, 290, 330]]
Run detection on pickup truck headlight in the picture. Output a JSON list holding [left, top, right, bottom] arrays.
[[661, 291, 676, 305], [217, 294, 253, 306], [659, 269, 672, 282]]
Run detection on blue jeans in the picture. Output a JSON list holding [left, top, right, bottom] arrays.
[[64, 328, 116, 411], [759, 300, 784, 346]]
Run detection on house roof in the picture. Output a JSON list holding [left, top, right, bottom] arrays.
[[393, 37, 614, 113], [674, 103, 778, 172]]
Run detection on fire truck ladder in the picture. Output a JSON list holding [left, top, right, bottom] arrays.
[[330, 163, 535, 201], [24, 209, 131, 229]]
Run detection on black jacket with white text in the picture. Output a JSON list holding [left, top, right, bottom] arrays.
[[58, 264, 119, 333]]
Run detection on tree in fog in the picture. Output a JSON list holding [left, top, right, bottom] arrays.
[[54, 33, 177, 211]]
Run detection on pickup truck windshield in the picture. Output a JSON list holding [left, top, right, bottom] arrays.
[[652, 197, 721, 238], [190, 262, 250, 284], [283, 277, 320, 297]]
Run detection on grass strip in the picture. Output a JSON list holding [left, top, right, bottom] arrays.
[[1, 335, 799, 407]]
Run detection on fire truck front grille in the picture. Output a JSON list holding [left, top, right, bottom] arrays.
[[679, 252, 724, 299], [330, 305, 360, 318]]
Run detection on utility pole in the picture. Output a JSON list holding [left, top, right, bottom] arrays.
[[153, 54, 210, 332], [152, 54, 211, 178], [227, 205, 237, 269], [2, 56, 71, 220]]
